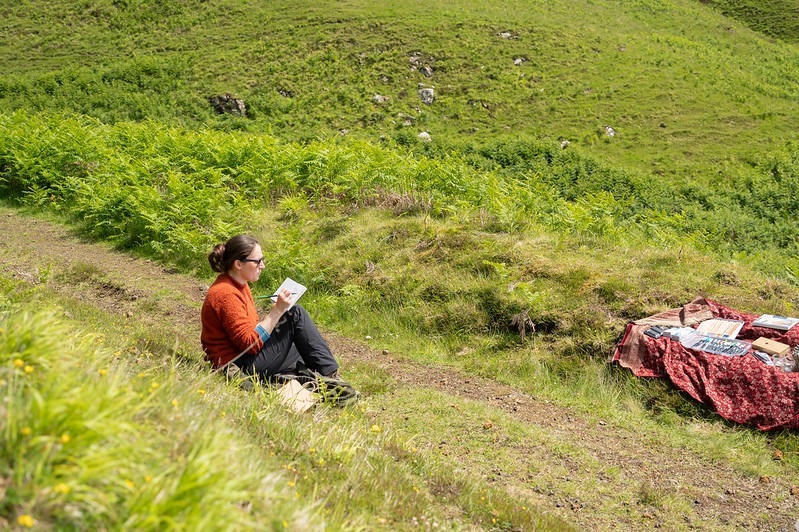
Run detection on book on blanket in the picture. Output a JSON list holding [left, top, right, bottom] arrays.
[[751, 314, 799, 331], [695, 318, 745, 339]]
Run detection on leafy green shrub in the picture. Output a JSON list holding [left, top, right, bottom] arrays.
[[4, 109, 799, 282]]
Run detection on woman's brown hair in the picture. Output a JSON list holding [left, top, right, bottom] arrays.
[[208, 234, 259, 273]]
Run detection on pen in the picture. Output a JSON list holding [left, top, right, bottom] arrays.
[[256, 292, 298, 300]]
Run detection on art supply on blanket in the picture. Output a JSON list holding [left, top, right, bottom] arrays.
[[775, 346, 799, 373], [695, 318, 745, 339], [612, 296, 799, 431], [772, 355, 796, 373], [751, 314, 799, 331], [751, 337, 790, 357], [643, 325, 667, 338], [750, 350, 775, 366], [662, 327, 697, 341], [752, 344, 797, 371], [680, 332, 751, 356]]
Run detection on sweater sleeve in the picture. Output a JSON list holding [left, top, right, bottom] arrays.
[[200, 275, 266, 361], [215, 290, 263, 354]]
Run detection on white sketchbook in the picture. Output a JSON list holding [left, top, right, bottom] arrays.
[[273, 277, 306, 309], [752, 314, 799, 331]]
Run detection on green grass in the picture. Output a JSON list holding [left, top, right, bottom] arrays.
[[703, 0, 799, 42], [0, 273, 572, 530], [2, 0, 799, 181], [3, 194, 799, 528], [0, 294, 306, 529], [5, 110, 799, 284], [3, 0, 799, 527]]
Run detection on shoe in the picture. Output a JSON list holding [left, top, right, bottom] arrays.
[[225, 364, 255, 392], [317, 372, 360, 407]]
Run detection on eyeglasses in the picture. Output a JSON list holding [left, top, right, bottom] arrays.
[[241, 257, 265, 265]]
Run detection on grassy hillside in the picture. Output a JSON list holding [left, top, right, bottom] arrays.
[[3, 0, 799, 529], [0, 265, 569, 530], [2, 0, 799, 181], [4, 111, 799, 282], [2, 112, 799, 527], [704, 0, 799, 42]]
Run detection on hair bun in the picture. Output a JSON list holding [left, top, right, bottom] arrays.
[[208, 243, 226, 272]]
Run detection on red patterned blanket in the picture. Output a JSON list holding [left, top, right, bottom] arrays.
[[610, 296, 799, 430]]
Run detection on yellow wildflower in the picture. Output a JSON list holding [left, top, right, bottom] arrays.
[[24, 365, 34, 374], [370, 424, 381, 433], [17, 515, 35, 527], [60, 434, 71, 444], [14, 359, 24, 368], [124, 479, 135, 489], [145, 475, 153, 483], [171, 399, 179, 408], [98, 368, 108, 376], [197, 389, 206, 395], [20, 427, 31, 436], [54, 483, 70, 494]]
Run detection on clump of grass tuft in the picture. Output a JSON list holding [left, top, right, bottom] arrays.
[[0, 304, 318, 529], [1, 269, 576, 529]]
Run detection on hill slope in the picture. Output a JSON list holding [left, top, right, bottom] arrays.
[[2, 208, 798, 529], [2, 0, 799, 180], [3, 1, 799, 528]]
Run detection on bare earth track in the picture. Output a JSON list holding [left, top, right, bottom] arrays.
[[1, 209, 797, 530]]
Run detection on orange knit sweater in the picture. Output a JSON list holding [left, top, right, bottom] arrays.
[[201, 273, 263, 368]]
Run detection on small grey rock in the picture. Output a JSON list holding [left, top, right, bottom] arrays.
[[419, 88, 435, 105]]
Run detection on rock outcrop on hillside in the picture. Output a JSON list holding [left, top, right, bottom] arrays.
[[209, 94, 247, 117]]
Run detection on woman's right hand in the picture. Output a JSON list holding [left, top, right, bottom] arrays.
[[257, 288, 292, 338], [273, 287, 293, 314]]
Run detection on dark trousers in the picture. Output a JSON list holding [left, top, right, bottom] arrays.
[[237, 305, 338, 380]]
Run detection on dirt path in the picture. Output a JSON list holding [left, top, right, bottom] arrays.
[[1, 209, 797, 530]]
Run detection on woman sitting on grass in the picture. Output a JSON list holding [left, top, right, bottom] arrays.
[[201, 234, 347, 388]]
